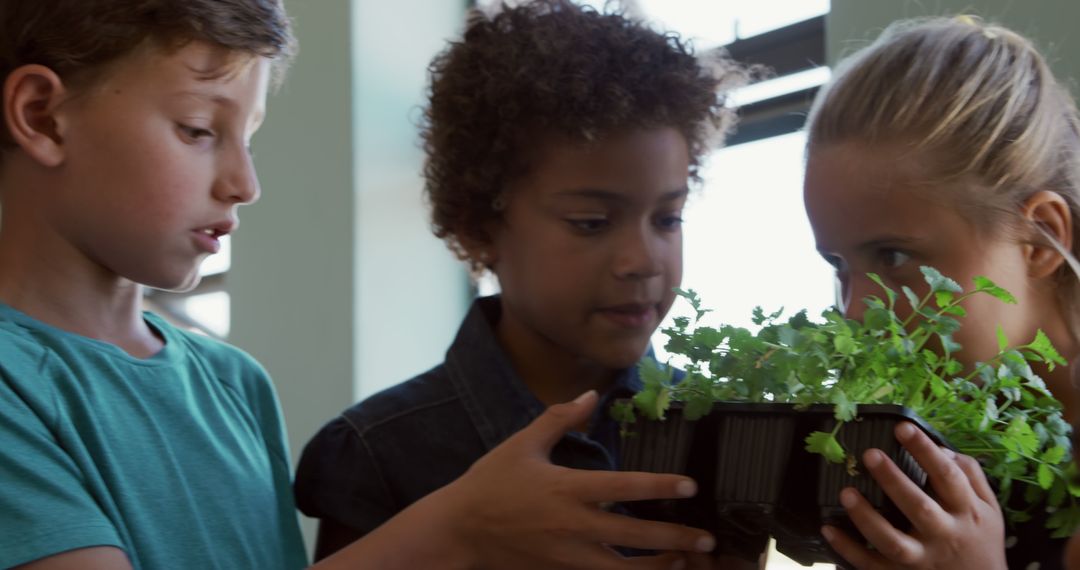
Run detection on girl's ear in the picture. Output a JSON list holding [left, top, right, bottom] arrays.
[[3, 64, 67, 167], [1022, 190, 1074, 279]]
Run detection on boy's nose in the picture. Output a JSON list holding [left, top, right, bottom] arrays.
[[215, 147, 261, 205], [613, 227, 665, 280]]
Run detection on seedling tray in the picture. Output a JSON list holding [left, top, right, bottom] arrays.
[[618, 401, 950, 567]]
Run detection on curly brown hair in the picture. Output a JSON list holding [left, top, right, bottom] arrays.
[[421, 0, 744, 264], [0, 0, 294, 148]]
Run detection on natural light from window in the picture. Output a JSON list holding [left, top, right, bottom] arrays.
[[565, 0, 828, 47], [656, 131, 836, 362]]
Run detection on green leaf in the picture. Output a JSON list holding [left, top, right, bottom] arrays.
[[751, 306, 767, 326], [935, 290, 955, 308], [1004, 417, 1039, 457], [806, 430, 847, 464], [973, 275, 1017, 304], [609, 400, 636, 424], [867, 273, 897, 307], [1043, 445, 1068, 464], [997, 325, 1008, 353], [940, 335, 963, 354], [869, 383, 895, 401], [1050, 476, 1068, 507], [934, 316, 962, 336], [632, 384, 670, 421], [639, 358, 672, 386], [1069, 476, 1080, 498], [921, 266, 963, 293], [1038, 463, 1055, 490], [1030, 329, 1068, 368], [1047, 505, 1080, 538], [682, 395, 713, 421], [1012, 511, 1033, 524], [941, 304, 967, 317], [834, 334, 857, 356], [832, 391, 857, 422], [901, 286, 921, 310]]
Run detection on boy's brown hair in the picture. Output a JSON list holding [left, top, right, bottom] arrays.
[[421, 0, 745, 266], [0, 0, 295, 148]]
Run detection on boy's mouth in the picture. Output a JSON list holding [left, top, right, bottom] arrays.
[[191, 221, 236, 254], [597, 303, 658, 329]]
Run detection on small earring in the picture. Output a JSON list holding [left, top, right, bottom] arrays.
[[491, 194, 506, 212]]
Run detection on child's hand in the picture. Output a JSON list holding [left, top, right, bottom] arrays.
[[820, 422, 1006, 570], [442, 390, 716, 569]]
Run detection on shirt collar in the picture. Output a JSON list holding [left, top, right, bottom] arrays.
[[444, 296, 645, 451]]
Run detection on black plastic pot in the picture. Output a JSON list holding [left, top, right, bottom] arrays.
[[618, 401, 949, 567]]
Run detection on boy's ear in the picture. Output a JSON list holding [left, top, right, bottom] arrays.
[[1021, 190, 1074, 279], [3, 64, 68, 167]]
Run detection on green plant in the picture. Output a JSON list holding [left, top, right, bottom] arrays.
[[612, 267, 1080, 537]]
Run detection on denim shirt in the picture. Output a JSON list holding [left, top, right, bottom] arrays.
[[293, 296, 644, 536]]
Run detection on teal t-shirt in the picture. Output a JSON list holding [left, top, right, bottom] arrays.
[[0, 304, 308, 569]]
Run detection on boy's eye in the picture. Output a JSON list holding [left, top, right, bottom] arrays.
[[566, 217, 609, 233], [655, 213, 684, 231], [879, 249, 911, 269]]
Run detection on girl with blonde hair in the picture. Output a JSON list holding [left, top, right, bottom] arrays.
[[803, 15, 1080, 569]]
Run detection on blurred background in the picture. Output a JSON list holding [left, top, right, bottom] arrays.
[[143, 0, 1080, 563]]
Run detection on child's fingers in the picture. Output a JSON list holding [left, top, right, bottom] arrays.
[[837, 487, 926, 565], [860, 447, 951, 536], [507, 390, 599, 458], [954, 453, 997, 506], [894, 422, 979, 512], [569, 468, 698, 503], [821, 524, 887, 570], [580, 509, 715, 554]]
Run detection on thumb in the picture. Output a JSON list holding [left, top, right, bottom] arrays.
[[510, 390, 599, 458]]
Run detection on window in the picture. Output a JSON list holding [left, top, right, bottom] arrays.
[[662, 130, 835, 356]]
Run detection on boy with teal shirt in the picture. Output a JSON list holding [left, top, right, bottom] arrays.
[[0, 1, 717, 568], [0, 309, 306, 569], [0, 1, 305, 567]]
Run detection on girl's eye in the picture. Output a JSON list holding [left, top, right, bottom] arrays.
[[879, 249, 911, 269], [179, 124, 215, 141], [566, 217, 609, 233]]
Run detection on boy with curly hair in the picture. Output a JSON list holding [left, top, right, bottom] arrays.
[[296, 1, 748, 566]]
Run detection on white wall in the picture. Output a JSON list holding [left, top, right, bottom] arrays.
[[352, 1, 471, 402], [228, 0, 468, 555]]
